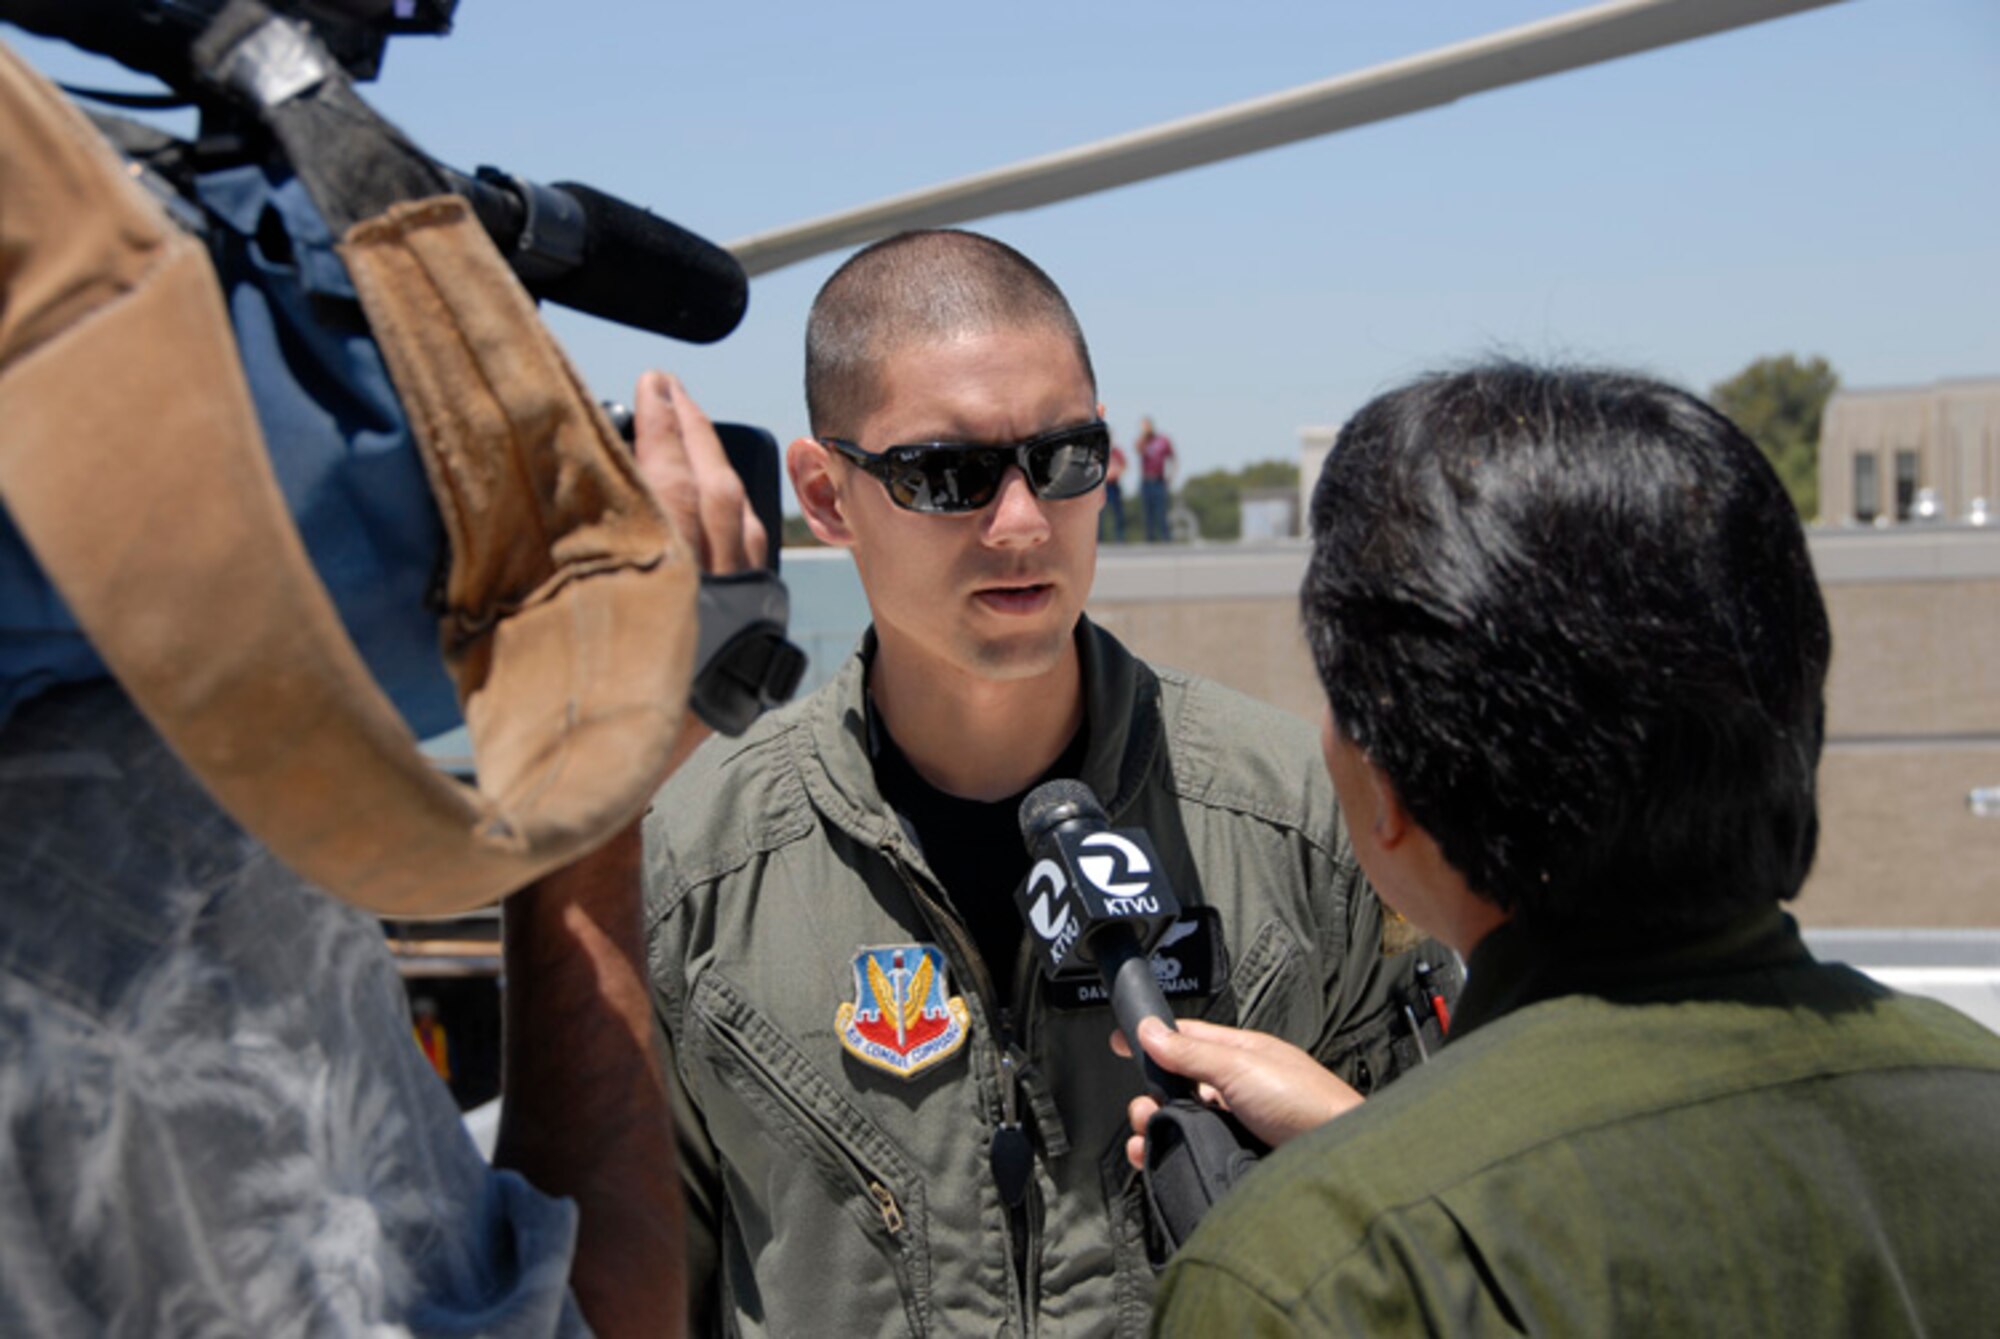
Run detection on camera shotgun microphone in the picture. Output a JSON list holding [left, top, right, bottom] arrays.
[[447, 166, 749, 345], [0, 1, 749, 344], [1015, 779, 1191, 1103]]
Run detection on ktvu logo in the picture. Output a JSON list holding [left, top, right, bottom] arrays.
[[1077, 832, 1160, 915], [1025, 858, 1080, 963]]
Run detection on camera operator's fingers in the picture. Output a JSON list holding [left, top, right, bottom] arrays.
[[662, 374, 761, 574], [633, 371, 704, 567], [632, 371, 756, 575]]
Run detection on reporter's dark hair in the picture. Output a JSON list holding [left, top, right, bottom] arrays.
[[1302, 362, 1831, 931]]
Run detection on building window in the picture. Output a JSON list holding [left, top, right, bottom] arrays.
[[1854, 453, 1880, 524], [1894, 449, 1920, 521]]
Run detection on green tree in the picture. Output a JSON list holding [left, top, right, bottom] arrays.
[[1709, 355, 1839, 522], [1176, 459, 1301, 541]]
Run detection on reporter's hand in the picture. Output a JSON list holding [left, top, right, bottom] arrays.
[[1113, 1016, 1365, 1171], [630, 370, 768, 770]]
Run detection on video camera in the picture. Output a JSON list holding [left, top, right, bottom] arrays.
[[4, 0, 749, 346], [1, 0, 799, 912], [4, 0, 798, 739], [3, 0, 456, 90]]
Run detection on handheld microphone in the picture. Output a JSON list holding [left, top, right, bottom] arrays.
[[1015, 779, 1190, 1103], [1016, 779, 1264, 1258]]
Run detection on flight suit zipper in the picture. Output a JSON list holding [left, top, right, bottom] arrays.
[[995, 1007, 1035, 1316], [1005, 936, 1051, 1324], [871, 1181, 906, 1235], [885, 845, 1040, 1331]]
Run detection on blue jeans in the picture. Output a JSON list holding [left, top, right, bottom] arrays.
[[1141, 478, 1171, 542], [0, 681, 584, 1335], [1101, 481, 1126, 542]]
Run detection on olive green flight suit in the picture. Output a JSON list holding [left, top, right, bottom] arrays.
[[645, 621, 1448, 1336]]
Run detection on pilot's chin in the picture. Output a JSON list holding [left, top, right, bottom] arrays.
[[963, 624, 1076, 684]]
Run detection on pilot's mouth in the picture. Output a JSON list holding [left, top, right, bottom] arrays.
[[976, 582, 1054, 613]]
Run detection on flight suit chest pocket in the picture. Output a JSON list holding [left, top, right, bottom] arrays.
[[1203, 917, 1311, 1036], [690, 971, 934, 1338]]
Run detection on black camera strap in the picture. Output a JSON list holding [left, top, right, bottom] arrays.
[[188, 0, 446, 232]]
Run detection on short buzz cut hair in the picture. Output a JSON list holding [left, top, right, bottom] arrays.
[[804, 230, 1096, 440], [1303, 362, 1832, 933]]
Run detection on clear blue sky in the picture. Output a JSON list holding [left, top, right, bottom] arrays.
[[13, 0, 1998, 492]]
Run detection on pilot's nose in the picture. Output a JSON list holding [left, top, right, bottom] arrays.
[[982, 466, 1051, 548]]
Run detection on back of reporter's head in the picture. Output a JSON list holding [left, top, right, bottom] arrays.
[[1302, 362, 1831, 934]]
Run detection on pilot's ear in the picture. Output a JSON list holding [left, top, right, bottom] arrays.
[[788, 437, 856, 548]]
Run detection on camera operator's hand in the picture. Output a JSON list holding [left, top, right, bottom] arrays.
[[631, 369, 768, 769], [633, 369, 767, 576], [1113, 1017, 1366, 1171]]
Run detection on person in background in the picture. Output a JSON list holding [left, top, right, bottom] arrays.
[[1101, 435, 1129, 542], [1136, 415, 1177, 542], [1125, 362, 2000, 1335]]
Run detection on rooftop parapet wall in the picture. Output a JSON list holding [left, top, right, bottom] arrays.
[[1087, 530, 2000, 926]]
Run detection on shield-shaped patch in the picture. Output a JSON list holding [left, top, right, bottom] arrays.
[[835, 944, 971, 1079]]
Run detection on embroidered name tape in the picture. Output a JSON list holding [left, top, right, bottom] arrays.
[[1044, 908, 1229, 1010]]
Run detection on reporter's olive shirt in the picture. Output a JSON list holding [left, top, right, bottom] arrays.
[[1154, 910, 2000, 1335], [645, 621, 1449, 1337]]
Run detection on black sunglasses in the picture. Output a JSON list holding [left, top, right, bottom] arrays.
[[821, 420, 1111, 514]]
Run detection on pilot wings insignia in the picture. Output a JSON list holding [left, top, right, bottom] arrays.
[[837, 944, 970, 1079]]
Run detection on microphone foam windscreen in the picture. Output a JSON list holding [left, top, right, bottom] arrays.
[[1018, 779, 1107, 847], [543, 182, 748, 344]]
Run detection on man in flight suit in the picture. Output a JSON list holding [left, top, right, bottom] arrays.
[[641, 230, 1454, 1335]]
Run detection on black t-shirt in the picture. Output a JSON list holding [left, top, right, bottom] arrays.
[[869, 703, 1087, 1011]]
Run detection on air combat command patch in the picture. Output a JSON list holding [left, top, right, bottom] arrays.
[[836, 944, 971, 1079]]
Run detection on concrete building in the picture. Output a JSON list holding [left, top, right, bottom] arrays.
[[1238, 487, 1301, 541], [1820, 377, 2000, 527], [1297, 425, 1338, 527]]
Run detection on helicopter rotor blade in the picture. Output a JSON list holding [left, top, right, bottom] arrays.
[[728, 0, 1845, 277]]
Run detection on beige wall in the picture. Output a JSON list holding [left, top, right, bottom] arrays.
[[1088, 597, 1322, 722], [1822, 579, 2000, 738], [1812, 747, 2000, 927], [1089, 532, 2000, 927]]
